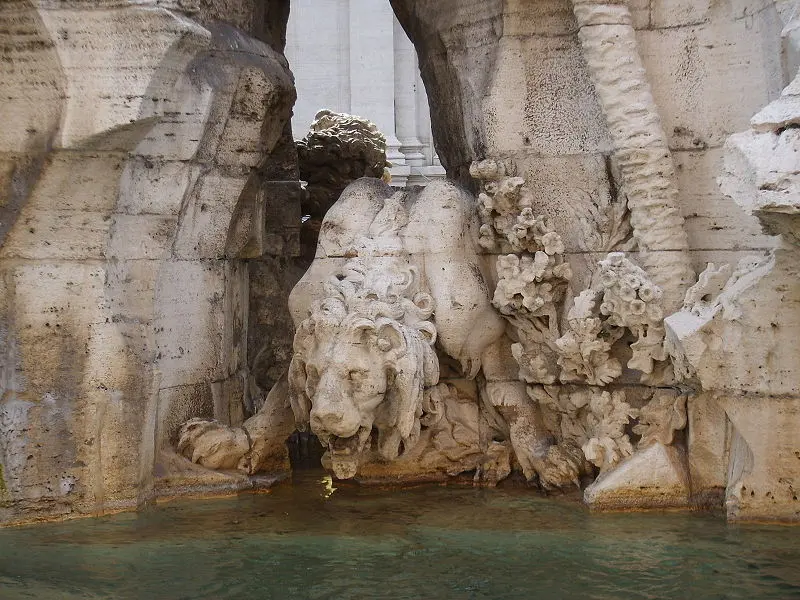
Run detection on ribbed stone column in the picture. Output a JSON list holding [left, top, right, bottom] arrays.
[[572, 0, 694, 312]]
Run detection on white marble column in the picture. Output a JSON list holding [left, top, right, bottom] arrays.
[[348, 0, 408, 185], [285, 0, 350, 135], [393, 16, 425, 168], [412, 64, 446, 183]]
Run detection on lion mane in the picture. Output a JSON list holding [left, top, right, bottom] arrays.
[[288, 258, 440, 460]]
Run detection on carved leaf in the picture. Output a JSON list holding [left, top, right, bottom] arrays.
[[633, 393, 687, 447]]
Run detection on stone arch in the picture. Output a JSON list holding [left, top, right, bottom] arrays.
[[0, 4, 297, 521]]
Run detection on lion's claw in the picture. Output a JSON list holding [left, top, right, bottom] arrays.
[[535, 443, 585, 491], [177, 418, 251, 471]]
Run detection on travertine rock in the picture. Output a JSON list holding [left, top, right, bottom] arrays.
[[665, 44, 800, 521], [1, 0, 797, 524], [584, 443, 691, 510], [0, 0, 299, 524]]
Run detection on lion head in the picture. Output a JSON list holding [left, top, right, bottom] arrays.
[[288, 259, 439, 479]]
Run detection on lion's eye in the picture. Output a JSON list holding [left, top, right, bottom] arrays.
[[348, 369, 367, 384]]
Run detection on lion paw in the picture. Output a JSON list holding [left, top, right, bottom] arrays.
[[535, 443, 584, 492], [177, 418, 251, 471]]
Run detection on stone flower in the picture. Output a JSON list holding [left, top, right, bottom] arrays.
[[542, 231, 565, 256]]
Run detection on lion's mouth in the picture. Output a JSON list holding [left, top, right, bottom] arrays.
[[320, 426, 372, 479]]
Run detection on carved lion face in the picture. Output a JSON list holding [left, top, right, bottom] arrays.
[[288, 280, 439, 479]]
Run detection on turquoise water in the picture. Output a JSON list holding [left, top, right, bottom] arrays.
[[1, 471, 799, 599]]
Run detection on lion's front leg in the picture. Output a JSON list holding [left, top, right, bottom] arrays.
[[177, 419, 251, 471], [484, 381, 583, 490], [177, 377, 296, 474], [481, 342, 582, 490]]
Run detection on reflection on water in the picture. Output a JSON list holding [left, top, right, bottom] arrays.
[[1, 470, 799, 599]]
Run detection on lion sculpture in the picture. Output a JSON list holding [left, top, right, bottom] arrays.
[[179, 178, 581, 488]]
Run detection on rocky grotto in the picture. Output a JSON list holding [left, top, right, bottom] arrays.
[[1, 0, 799, 528]]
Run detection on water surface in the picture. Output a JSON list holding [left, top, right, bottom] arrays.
[[1, 471, 799, 599]]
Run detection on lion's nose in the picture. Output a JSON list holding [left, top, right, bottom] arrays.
[[310, 403, 360, 438]]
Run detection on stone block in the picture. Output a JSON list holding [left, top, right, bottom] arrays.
[[687, 392, 727, 507], [212, 117, 266, 169], [220, 260, 249, 380], [130, 79, 216, 161], [227, 181, 302, 259], [6, 263, 104, 398], [153, 260, 247, 391], [247, 257, 305, 394], [210, 373, 247, 427], [650, 0, 712, 29], [666, 248, 800, 397], [103, 260, 160, 323], [637, 12, 784, 151], [628, 0, 651, 30], [0, 5, 64, 153], [108, 214, 178, 260], [77, 386, 144, 510], [719, 394, 800, 522], [154, 260, 228, 389], [84, 321, 153, 393], [26, 151, 124, 213], [0, 210, 110, 260], [36, 6, 211, 150], [584, 443, 691, 509], [502, 0, 578, 37], [173, 173, 249, 260], [674, 148, 776, 251], [157, 383, 214, 447], [0, 158, 15, 205], [483, 34, 611, 156], [9, 262, 105, 327], [117, 158, 202, 216]]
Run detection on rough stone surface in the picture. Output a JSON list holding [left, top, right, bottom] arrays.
[[584, 443, 691, 510], [665, 19, 800, 521], [0, 0, 300, 524], [1, 0, 799, 524]]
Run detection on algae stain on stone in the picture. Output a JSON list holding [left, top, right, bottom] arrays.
[[0, 463, 8, 500]]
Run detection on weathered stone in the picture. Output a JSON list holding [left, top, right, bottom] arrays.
[[1, 0, 798, 526], [584, 443, 691, 509], [0, 0, 299, 523]]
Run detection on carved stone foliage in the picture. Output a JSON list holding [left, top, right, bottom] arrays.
[[470, 158, 688, 494], [532, 386, 636, 474], [471, 160, 670, 389], [633, 392, 687, 448], [532, 385, 688, 476], [558, 252, 668, 384]]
